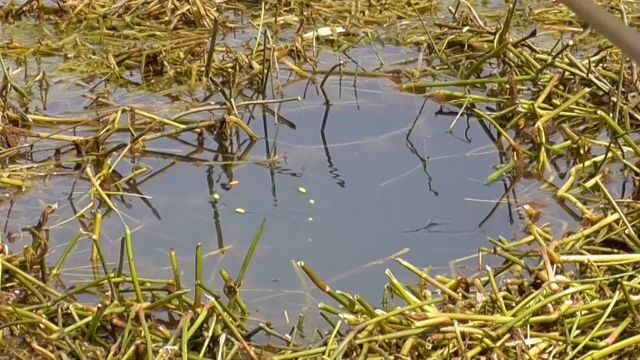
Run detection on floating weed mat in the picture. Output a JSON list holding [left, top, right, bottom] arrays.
[[0, 0, 438, 96], [4, 0, 640, 359], [352, 0, 640, 358], [0, 209, 276, 359], [396, 0, 640, 227]]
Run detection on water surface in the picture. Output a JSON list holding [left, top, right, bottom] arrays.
[[0, 10, 573, 327]]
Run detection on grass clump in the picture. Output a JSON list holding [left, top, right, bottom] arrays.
[[3, 0, 640, 359]]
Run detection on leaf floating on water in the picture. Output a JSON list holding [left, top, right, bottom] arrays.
[[298, 187, 307, 194], [302, 26, 346, 39], [235, 208, 246, 215], [309, 199, 315, 205]]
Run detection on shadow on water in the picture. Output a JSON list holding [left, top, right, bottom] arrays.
[[0, 23, 576, 327]]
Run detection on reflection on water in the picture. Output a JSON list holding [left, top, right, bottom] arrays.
[[0, 22, 573, 327]]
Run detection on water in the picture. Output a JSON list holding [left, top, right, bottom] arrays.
[[0, 12, 574, 327]]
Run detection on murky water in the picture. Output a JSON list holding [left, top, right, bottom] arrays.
[[0, 8, 575, 327]]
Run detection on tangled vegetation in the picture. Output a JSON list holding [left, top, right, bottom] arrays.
[[2, 0, 640, 358]]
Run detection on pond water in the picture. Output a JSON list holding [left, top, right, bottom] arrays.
[[0, 5, 574, 328]]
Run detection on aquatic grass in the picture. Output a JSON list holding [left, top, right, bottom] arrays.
[[3, 0, 640, 358], [2, 214, 276, 358]]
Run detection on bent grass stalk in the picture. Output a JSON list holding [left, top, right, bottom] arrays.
[[125, 226, 144, 303]]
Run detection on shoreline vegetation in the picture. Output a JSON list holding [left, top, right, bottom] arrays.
[[3, 0, 640, 358]]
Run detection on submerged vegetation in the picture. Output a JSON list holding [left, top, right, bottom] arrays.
[[3, 0, 640, 358]]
